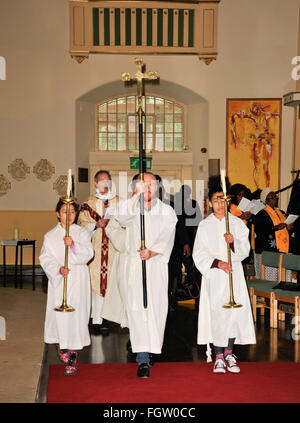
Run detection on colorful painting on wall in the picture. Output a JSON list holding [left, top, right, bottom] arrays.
[[226, 99, 281, 192]]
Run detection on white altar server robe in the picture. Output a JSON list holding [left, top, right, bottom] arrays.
[[193, 213, 256, 347], [40, 223, 94, 350], [112, 198, 177, 354]]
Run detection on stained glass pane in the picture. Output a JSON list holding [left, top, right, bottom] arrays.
[[117, 133, 126, 151], [99, 122, 107, 132], [127, 96, 136, 113], [98, 103, 107, 113], [145, 116, 153, 132], [146, 96, 155, 114], [108, 121, 116, 132], [146, 133, 153, 150], [155, 98, 164, 113], [174, 104, 182, 113], [174, 122, 183, 132], [155, 134, 164, 151], [108, 113, 116, 122], [117, 98, 126, 113], [156, 121, 164, 133], [165, 134, 173, 151], [128, 134, 136, 150], [128, 115, 136, 133], [97, 96, 184, 152], [174, 134, 183, 151], [99, 114, 107, 122], [165, 114, 173, 123], [174, 114, 182, 123], [165, 101, 173, 113], [108, 100, 117, 113], [108, 133, 116, 150], [98, 133, 107, 150]]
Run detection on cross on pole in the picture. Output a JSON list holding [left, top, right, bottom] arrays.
[[122, 57, 159, 123]]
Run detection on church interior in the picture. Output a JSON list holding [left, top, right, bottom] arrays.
[[1, 0, 300, 405]]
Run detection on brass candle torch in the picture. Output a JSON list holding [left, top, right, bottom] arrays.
[[222, 194, 243, 309], [54, 195, 75, 312]]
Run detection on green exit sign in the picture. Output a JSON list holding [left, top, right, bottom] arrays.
[[130, 157, 152, 170]]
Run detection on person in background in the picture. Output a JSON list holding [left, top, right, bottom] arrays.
[[78, 170, 118, 334], [253, 187, 294, 279]]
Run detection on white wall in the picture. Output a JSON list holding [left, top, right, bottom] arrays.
[[0, 0, 299, 211]]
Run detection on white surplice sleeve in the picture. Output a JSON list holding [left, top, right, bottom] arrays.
[[149, 210, 177, 263], [68, 228, 94, 265], [231, 217, 250, 263], [109, 198, 139, 227], [192, 223, 215, 278], [105, 217, 126, 253], [39, 235, 62, 289]]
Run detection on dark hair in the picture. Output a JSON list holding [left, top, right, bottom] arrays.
[[252, 189, 262, 200], [56, 199, 79, 222], [208, 175, 230, 200], [131, 172, 157, 191], [229, 183, 247, 205], [94, 170, 112, 182]]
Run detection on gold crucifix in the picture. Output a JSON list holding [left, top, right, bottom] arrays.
[[122, 57, 159, 123]]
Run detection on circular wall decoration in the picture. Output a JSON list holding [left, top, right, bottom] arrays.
[[33, 159, 55, 181], [53, 175, 68, 196], [0, 175, 11, 197], [8, 159, 30, 181]]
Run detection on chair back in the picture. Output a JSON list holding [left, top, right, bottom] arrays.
[[261, 251, 282, 281]]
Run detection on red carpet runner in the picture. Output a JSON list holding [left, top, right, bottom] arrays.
[[47, 362, 300, 403]]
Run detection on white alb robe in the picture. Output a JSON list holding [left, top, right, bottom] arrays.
[[193, 213, 256, 347], [101, 217, 128, 328], [111, 198, 177, 354], [39, 223, 94, 350]]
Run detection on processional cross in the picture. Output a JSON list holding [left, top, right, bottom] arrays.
[[121, 58, 159, 308]]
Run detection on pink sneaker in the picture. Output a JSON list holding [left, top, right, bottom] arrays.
[[64, 351, 78, 376], [56, 344, 70, 364]]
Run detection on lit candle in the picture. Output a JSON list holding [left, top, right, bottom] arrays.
[[67, 169, 72, 197], [13, 227, 19, 240], [220, 168, 227, 196]]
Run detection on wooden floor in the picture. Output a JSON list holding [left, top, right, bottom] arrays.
[[35, 283, 300, 403]]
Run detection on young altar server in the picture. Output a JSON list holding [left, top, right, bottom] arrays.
[[39, 199, 94, 376], [108, 172, 177, 378], [193, 175, 256, 374]]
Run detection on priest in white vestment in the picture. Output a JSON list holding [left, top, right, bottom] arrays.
[[193, 175, 256, 374], [77, 170, 119, 332], [109, 172, 177, 378]]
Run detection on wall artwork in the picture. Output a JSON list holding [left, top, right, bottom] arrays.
[[8, 158, 30, 181], [53, 175, 68, 196], [0, 175, 11, 196], [226, 99, 281, 192], [33, 159, 55, 181]]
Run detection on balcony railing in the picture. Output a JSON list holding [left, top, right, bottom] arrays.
[[69, 1, 220, 64]]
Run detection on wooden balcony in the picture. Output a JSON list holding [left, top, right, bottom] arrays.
[[69, 0, 220, 64]]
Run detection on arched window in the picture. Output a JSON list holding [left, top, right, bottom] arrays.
[[96, 95, 184, 152]]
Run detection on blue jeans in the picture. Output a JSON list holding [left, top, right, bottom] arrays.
[[136, 352, 150, 365]]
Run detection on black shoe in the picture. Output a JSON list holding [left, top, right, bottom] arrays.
[[126, 339, 132, 353], [149, 354, 154, 367], [99, 320, 110, 333], [137, 363, 150, 378]]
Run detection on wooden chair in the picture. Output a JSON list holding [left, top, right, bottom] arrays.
[[273, 253, 300, 335], [247, 251, 283, 329]]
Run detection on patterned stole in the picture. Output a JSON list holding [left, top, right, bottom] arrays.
[[80, 201, 109, 296], [264, 205, 289, 253]]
